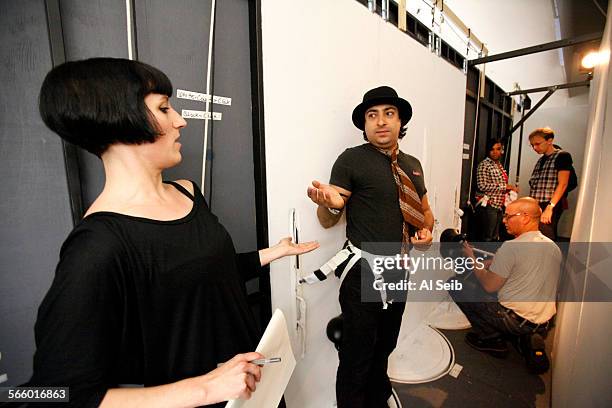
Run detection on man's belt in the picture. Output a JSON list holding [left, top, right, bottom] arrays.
[[299, 241, 395, 309], [505, 307, 550, 331]]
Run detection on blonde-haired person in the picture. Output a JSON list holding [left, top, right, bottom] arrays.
[[528, 127, 574, 241]]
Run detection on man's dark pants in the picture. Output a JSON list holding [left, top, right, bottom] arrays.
[[475, 205, 503, 242], [336, 259, 405, 408], [538, 201, 564, 241], [448, 273, 542, 339]]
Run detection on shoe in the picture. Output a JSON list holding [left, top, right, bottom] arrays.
[[465, 332, 509, 358], [521, 333, 550, 374], [387, 387, 402, 408]]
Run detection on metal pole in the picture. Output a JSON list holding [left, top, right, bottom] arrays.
[[466, 67, 484, 206], [382, 0, 389, 21], [469, 31, 602, 66], [506, 78, 591, 96], [503, 96, 511, 169], [125, 0, 138, 60], [201, 0, 217, 192], [509, 89, 556, 134], [515, 102, 525, 184]]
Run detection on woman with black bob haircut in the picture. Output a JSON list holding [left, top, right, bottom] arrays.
[[40, 57, 173, 156], [29, 57, 318, 407]]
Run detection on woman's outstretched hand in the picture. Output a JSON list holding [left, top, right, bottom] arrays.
[[259, 237, 320, 266], [277, 237, 319, 256]]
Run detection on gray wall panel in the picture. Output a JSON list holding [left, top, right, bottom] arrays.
[[135, 0, 257, 252], [135, 0, 211, 193], [210, 0, 257, 252], [61, 0, 129, 60], [60, 0, 130, 207], [0, 0, 73, 386]]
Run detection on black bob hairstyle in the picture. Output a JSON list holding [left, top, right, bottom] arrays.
[[486, 138, 504, 153], [39, 57, 173, 156]]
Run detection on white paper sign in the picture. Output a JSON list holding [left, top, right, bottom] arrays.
[[181, 109, 222, 120], [462, 153, 470, 160], [177, 89, 232, 105]]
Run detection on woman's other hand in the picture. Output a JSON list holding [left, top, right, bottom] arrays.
[[196, 352, 263, 404], [101, 352, 264, 407]]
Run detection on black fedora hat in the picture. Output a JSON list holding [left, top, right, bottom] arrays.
[[351, 86, 413, 130]]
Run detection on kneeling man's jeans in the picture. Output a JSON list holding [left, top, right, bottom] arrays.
[[448, 274, 542, 338]]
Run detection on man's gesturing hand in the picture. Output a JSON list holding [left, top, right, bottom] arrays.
[[307, 180, 345, 210]]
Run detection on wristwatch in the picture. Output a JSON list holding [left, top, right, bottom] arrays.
[[548, 201, 556, 208], [327, 207, 341, 215]]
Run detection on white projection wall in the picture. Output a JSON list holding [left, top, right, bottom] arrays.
[[552, 3, 612, 407], [261, 1, 466, 406]]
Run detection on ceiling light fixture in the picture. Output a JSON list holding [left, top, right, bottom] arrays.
[[581, 50, 610, 69]]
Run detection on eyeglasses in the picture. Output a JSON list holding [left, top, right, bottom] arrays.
[[502, 212, 526, 220]]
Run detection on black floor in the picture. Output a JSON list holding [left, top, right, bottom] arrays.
[[393, 328, 553, 408]]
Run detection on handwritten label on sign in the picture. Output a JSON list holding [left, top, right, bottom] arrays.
[[181, 109, 222, 120], [177, 89, 232, 106]]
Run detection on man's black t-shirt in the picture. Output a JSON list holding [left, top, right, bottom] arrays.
[[554, 150, 573, 170], [330, 143, 427, 251]]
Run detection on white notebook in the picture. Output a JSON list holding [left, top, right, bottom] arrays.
[[225, 309, 296, 408]]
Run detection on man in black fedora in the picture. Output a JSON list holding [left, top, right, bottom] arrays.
[[307, 86, 434, 408]]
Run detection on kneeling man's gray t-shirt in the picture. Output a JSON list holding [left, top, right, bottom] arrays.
[[490, 231, 561, 323]]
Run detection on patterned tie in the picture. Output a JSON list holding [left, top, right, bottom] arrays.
[[376, 144, 425, 254]]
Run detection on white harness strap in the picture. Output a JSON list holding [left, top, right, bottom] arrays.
[[300, 241, 390, 309], [338, 244, 361, 286], [298, 244, 357, 284]]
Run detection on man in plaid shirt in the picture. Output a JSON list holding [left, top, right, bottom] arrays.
[[475, 139, 518, 241], [528, 127, 574, 240]]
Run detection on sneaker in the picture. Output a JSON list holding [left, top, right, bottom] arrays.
[[387, 387, 402, 408], [465, 332, 509, 358], [521, 333, 550, 374]]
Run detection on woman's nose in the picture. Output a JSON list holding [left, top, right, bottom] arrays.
[[174, 112, 187, 128]]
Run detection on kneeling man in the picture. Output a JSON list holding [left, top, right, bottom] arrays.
[[450, 197, 561, 371]]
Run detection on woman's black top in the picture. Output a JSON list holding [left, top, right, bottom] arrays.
[[27, 181, 261, 407]]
